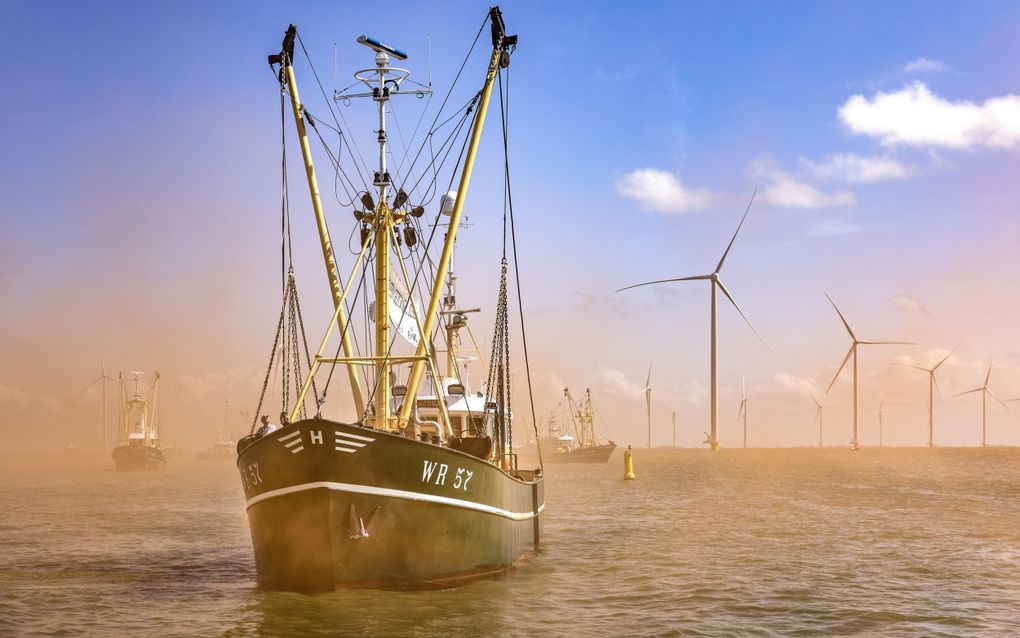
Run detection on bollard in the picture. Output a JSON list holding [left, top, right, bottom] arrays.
[[623, 445, 636, 480]]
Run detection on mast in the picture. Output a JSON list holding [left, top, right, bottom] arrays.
[[585, 388, 594, 447], [150, 372, 160, 447], [274, 27, 366, 418], [398, 8, 517, 428], [101, 362, 108, 451]]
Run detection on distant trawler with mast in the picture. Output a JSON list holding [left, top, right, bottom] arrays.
[[111, 371, 166, 471], [520, 388, 616, 464]]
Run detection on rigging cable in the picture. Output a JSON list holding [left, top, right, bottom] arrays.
[[497, 59, 542, 468]]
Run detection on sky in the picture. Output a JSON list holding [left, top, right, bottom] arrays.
[[4, 1, 1020, 451]]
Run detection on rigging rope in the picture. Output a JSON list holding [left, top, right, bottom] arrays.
[[496, 60, 542, 468]]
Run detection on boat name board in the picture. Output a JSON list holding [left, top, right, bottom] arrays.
[[421, 460, 473, 492]]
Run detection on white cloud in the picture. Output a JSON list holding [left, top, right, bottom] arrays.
[[809, 219, 861, 236], [0, 385, 29, 408], [615, 168, 717, 214], [597, 364, 646, 397], [889, 293, 933, 319], [839, 82, 1020, 149], [750, 158, 856, 209], [903, 58, 948, 74], [773, 373, 820, 397], [803, 153, 912, 183], [890, 347, 958, 370]]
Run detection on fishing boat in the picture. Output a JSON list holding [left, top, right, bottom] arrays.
[[516, 389, 616, 464], [196, 430, 235, 461], [236, 7, 544, 591], [545, 388, 617, 463], [111, 371, 166, 471]]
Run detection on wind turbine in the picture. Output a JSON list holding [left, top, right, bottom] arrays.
[[809, 393, 824, 447], [638, 363, 653, 448], [892, 346, 957, 447], [825, 294, 913, 451], [954, 362, 1008, 447], [738, 377, 748, 448], [74, 362, 116, 451], [877, 400, 884, 447], [618, 192, 769, 451]]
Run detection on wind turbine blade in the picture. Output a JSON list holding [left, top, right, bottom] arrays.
[[858, 340, 915, 346], [953, 388, 982, 398], [933, 342, 961, 371], [812, 407, 821, 426], [714, 188, 757, 274], [932, 372, 942, 397], [646, 362, 652, 389], [890, 362, 928, 372], [824, 293, 856, 341], [984, 363, 992, 388], [809, 392, 821, 408], [72, 376, 102, 399], [988, 389, 1010, 410], [827, 345, 855, 393], [716, 280, 772, 354], [616, 275, 712, 293]]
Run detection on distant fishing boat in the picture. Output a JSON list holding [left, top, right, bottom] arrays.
[[196, 430, 235, 461], [546, 388, 616, 463], [517, 388, 616, 464], [236, 7, 543, 591], [111, 372, 166, 471]]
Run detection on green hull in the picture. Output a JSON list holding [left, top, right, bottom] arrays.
[[112, 445, 166, 471], [237, 418, 543, 590]]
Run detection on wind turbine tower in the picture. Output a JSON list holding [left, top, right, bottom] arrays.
[[893, 347, 956, 447], [74, 362, 117, 451], [810, 393, 824, 447], [954, 363, 1008, 447], [618, 192, 769, 451], [878, 401, 884, 447], [825, 294, 913, 451], [738, 377, 748, 448], [643, 364, 652, 448]]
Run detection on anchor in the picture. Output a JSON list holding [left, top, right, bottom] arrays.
[[347, 503, 381, 540]]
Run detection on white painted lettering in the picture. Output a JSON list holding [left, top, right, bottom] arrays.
[[311, 430, 323, 445], [436, 463, 449, 486], [463, 469, 473, 491], [453, 467, 465, 489], [422, 460, 438, 483]]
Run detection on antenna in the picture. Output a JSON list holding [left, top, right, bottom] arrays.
[[356, 35, 408, 60], [427, 33, 432, 89], [332, 41, 337, 93]]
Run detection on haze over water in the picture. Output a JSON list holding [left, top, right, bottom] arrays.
[[3, 448, 1019, 637]]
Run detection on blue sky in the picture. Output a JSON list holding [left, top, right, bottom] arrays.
[[4, 1, 1020, 450]]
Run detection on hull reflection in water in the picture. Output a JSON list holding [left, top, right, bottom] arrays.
[[238, 419, 543, 590]]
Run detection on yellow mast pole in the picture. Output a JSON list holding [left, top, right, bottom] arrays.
[[374, 203, 392, 428], [398, 18, 513, 427], [279, 29, 366, 418]]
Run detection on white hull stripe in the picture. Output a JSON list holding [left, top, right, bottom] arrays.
[[283, 439, 302, 448], [289, 445, 305, 454], [333, 439, 365, 448], [277, 430, 301, 442], [247, 481, 546, 521], [335, 431, 375, 442], [334, 446, 357, 453]]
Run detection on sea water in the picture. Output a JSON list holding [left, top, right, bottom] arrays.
[[2, 447, 1019, 637]]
